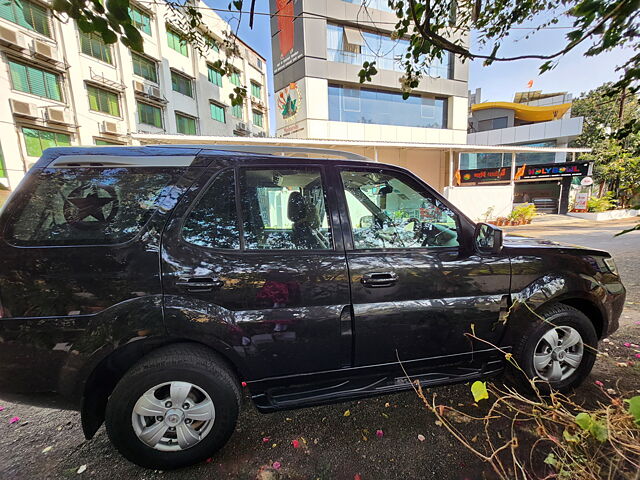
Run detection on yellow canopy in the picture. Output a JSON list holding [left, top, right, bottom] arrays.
[[471, 101, 571, 122]]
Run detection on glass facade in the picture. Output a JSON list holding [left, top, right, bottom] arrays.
[[342, 0, 393, 13], [132, 53, 157, 83], [80, 31, 113, 64], [328, 84, 447, 129], [459, 141, 558, 170], [22, 128, 71, 157], [327, 24, 451, 78], [0, 0, 50, 37], [9, 60, 62, 101]]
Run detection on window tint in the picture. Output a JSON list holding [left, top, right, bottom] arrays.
[[340, 169, 459, 249], [182, 170, 239, 249], [22, 128, 71, 157], [175, 112, 197, 135], [239, 168, 332, 250], [171, 71, 193, 97], [132, 53, 157, 83], [137, 101, 163, 127], [87, 85, 120, 116], [9, 168, 181, 246]]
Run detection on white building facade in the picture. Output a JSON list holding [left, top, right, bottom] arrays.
[[0, 0, 269, 190]]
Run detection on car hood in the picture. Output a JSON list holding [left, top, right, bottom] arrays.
[[502, 234, 610, 257]]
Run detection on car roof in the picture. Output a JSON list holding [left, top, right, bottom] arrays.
[[34, 145, 378, 169]]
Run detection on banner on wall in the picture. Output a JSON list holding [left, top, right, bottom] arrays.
[[458, 162, 592, 184]]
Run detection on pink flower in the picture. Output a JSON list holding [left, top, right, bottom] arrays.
[[241, 381, 247, 387], [635, 354, 640, 359], [291, 439, 300, 448], [375, 429, 384, 438], [9, 417, 20, 424], [624, 342, 632, 347], [0, 406, 4, 412], [595, 380, 604, 387], [262, 437, 270, 443], [272, 461, 281, 470]]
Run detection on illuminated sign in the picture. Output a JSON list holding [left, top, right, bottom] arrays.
[[458, 162, 591, 184]]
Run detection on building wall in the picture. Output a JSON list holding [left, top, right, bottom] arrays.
[[0, 0, 268, 189], [269, 0, 468, 143]]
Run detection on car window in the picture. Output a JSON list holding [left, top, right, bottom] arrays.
[[340, 169, 459, 249], [182, 169, 240, 249], [8, 167, 181, 246], [239, 167, 332, 250]]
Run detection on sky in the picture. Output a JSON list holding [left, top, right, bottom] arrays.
[[209, 2, 633, 122]]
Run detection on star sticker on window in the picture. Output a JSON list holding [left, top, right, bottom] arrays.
[[63, 184, 119, 227]]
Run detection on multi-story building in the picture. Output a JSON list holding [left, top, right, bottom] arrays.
[[268, 0, 469, 144], [0, 0, 269, 190], [461, 89, 587, 214]]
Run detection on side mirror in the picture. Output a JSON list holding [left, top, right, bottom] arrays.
[[474, 222, 503, 254]]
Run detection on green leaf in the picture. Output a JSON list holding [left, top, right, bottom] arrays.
[[77, 17, 94, 33], [590, 421, 608, 442], [544, 453, 557, 466], [101, 28, 117, 45], [575, 412, 593, 431], [625, 396, 640, 425], [470, 381, 488, 402], [562, 429, 579, 443]]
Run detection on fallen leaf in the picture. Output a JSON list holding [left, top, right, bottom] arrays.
[[291, 439, 300, 448], [384, 402, 390, 408], [271, 443, 277, 448], [417, 434, 425, 442], [272, 461, 281, 470], [381, 412, 389, 418], [470, 381, 489, 402], [77, 465, 87, 474], [438, 405, 445, 416], [343, 410, 351, 417], [375, 429, 384, 438], [616, 362, 629, 367], [9, 416, 20, 424], [42, 446, 52, 454], [435, 420, 443, 426], [607, 388, 617, 395]]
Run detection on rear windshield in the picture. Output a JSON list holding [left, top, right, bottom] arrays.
[[6, 167, 184, 246]]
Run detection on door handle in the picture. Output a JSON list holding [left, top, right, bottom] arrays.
[[176, 277, 224, 291], [361, 272, 398, 288]]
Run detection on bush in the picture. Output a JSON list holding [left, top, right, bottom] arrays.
[[587, 192, 617, 212], [509, 204, 537, 224]]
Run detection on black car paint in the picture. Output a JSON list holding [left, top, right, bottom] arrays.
[[0, 146, 625, 439]]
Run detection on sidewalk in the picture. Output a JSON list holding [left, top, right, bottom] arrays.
[[503, 214, 639, 230]]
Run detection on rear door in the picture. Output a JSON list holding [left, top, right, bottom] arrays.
[[336, 166, 511, 371], [161, 158, 351, 380]]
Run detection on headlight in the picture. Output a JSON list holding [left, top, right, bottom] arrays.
[[603, 257, 618, 275]]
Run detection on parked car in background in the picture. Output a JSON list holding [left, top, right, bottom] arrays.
[[0, 146, 625, 469]]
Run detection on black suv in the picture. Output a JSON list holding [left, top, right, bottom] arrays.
[[0, 146, 625, 469]]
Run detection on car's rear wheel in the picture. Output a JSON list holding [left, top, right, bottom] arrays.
[[510, 303, 598, 392], [105, 344, 241, 470]]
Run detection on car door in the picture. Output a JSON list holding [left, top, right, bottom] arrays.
[[335, 165, 511, 371], [161, 158, 351, 380]]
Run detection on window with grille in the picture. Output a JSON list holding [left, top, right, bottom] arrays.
[[167, 27, 188, 56], [175, 112, 197, 135], [9, 60, 61, 101], [171, 71, 193, 97], [80, 31, 113, 64], [22, 128, 71, 157], [0, 0, 50, 37], [210, 103, 225, 123], [87, 85, 120, 116], [137, 101, 163, 127]]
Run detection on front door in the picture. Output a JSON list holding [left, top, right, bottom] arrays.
[[336, 166, 511, 371], [161, 161, 350, 380]]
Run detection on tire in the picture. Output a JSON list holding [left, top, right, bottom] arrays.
[[105, 343, 241, 470], [509, 303, 598, 393]]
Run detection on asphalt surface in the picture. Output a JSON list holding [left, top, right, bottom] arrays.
[[1, 217, 639, 480]]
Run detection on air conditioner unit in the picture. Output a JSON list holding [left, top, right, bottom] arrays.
[[0, 26, 27, 50], [133, 80, 145, 93], [32, 40, 57, 61], [254, 131, 266, 137], [46, 107, 71, 125], [101, 121, 120, 135], [148, 86, 162, 99], [10, 99, 38, 118], [237, 122, 248, 131]]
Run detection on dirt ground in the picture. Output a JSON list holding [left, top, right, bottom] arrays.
[[1, 217, 639, 480]]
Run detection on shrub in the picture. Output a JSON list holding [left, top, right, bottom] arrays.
[[587, 192, 617, 212], [509, 204, 537, 223]]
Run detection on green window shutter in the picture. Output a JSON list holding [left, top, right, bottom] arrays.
[[88, 86, 100, 111], [22, 128, 71, 157], [251, 82, 261, 98], [80, 31, 112, 64], [9, 61, 29, 93], [27, 65, 47, 97], [132, 53, 157, 83], [88, 85, 120, 116], [0, 1, 17, 24], [129, 6, 151, 36], [207, 66, 222, 87], [210, 104, 225, 123], [95, 139, 120, 145], [22, 128, 42, 156], [252, 111, 263, 127], [43, 71, 61, 101], [108, 92, 120, 116], [175, 113, 196, 135], [138, 101, 162, 127], [1, 0, 50, 37], [55, 132, 71, 147], [230, 72, 241, 86], [231, 103, 243, 119], [167, 27, 188, 56]]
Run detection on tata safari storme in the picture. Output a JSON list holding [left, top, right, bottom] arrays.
[[0, 146, 625, 469]]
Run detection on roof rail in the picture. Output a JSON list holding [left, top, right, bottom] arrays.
[[199, 145, 372, 162]]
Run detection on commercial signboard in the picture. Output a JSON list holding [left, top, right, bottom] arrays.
[[458, 161, 591, 184]]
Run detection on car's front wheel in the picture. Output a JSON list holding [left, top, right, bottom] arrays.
[[510, 303, 598, 392], [105, 344, 241, 470]]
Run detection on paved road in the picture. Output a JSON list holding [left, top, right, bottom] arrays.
[[1, 217, 639, 480]]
